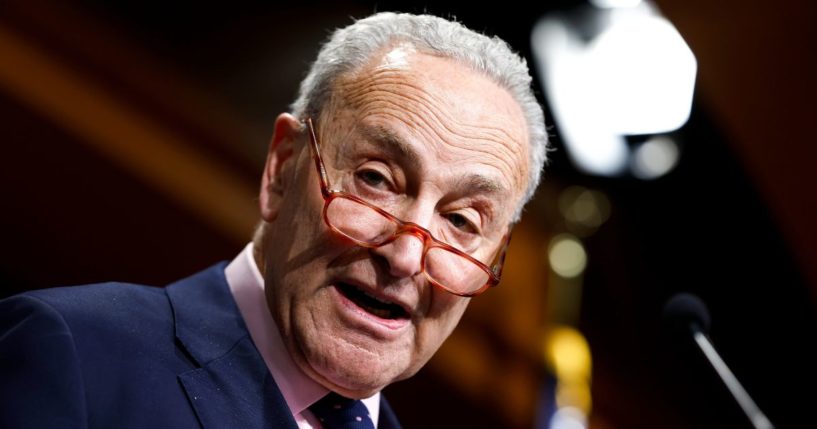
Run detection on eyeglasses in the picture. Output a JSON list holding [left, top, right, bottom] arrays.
[[304, 117, 510, 297]]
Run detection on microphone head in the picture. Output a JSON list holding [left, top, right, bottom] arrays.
[[663, 293, 711, 335]]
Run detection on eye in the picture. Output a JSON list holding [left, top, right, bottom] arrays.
[[356, 169, 388, 188], [445, 212, 480, 234]]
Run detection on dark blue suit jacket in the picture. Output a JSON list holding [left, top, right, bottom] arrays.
[[0, 263, 402, 429]]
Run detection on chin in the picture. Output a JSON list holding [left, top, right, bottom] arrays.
[[304, 332, 414, 397]]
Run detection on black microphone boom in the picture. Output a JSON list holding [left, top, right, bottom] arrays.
[[663, 293, 775, 429]]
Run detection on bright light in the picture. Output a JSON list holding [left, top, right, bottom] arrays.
[[545, 327, 594, 426], [556, 382, 592, 412], [531, 1, 696, 177], [548, 234, 588, 278], [587, 11, 697, 135], [532, 18, 630, 175], [545, 326, 592, 381], [550, 406, 587, 429], [591, 0, 642, 8], [631, 136, 680, 179]]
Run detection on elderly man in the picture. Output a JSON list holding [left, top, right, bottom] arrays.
[[0, 12, 547, 429]]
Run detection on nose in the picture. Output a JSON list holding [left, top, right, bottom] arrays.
[[371, 231, 425, 280]]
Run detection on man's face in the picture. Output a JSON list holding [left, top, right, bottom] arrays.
[[259, 49, 530, 398]]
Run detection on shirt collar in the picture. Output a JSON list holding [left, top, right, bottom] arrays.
[[225, 243, 381, 425]]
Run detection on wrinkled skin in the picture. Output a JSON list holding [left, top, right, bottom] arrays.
[[257, 48, 530, 398]]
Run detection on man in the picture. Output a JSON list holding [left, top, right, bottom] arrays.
[[0, 12, 548, 428]]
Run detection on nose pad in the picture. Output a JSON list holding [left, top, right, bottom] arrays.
[[371, 232, 425, 279]]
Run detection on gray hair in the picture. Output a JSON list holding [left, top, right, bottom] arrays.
[[291, 12, 548, 222]]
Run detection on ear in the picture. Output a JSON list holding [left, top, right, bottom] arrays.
[[259, 113, 302, 222]]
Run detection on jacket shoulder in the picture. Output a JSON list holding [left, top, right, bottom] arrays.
[[0, 268, 228, 428], [17, 282, 171, 337]]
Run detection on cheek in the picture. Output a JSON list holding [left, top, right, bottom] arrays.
[[415, 292, 470, 355], [262, 173, 331, 303], [268, 166, 331, 264]]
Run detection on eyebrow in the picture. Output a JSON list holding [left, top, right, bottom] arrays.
[[460, 173, 505, 195], [357, 122, 510, 197], [358, 123, 422, 164]]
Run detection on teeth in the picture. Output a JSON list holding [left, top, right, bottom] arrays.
[[360, 291, 399, 319], [365, 305, 392, 319], [363, 290, 393, 306], [337, 282, 406, 320]]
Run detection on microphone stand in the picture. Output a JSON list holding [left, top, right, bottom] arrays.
[[689, 323, 775, 429]]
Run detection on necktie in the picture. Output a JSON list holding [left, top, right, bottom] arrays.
[[308, 392, 375, 429]]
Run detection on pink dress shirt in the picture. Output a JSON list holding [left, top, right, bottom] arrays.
[[225, 243, 381, 428]]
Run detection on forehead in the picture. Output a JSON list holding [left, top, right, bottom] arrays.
[[323, 49, 531, 200]]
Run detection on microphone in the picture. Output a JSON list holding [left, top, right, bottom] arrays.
[[663, 293, 775, 429]]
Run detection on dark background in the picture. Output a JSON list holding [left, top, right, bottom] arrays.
[[2, 1, 815, 428]]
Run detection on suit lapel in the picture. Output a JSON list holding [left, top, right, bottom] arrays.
[[177, 336, 296, 429], [166, 264, 297, 429]]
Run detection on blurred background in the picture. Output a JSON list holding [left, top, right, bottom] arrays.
[[1, 0, 815, 428]]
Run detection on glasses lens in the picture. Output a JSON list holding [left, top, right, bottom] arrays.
[[425, 247, 490, 295], [326, 195, 490, 295], [326, 196, 398, 245]]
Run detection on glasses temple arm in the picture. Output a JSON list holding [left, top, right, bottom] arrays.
[[491, 231, 512, 278], [305, 118, 333, 198]]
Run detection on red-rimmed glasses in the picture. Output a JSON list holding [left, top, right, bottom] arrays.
[[304, 117, 510, 297]]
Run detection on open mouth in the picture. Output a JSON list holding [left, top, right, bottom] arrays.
[[336, 282, 409, 320]]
